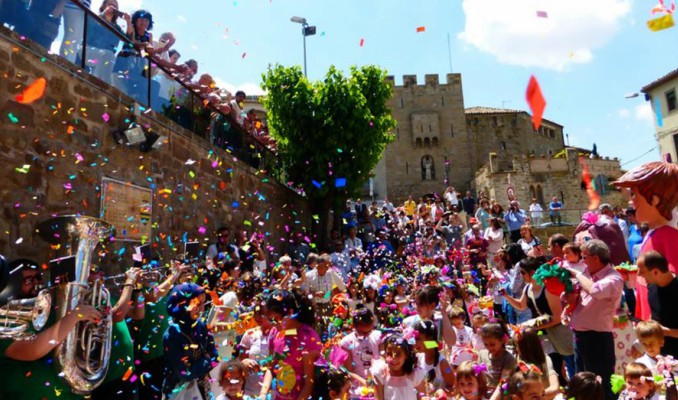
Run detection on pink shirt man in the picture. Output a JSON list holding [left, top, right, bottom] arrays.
[[571, 264, 624, 332]]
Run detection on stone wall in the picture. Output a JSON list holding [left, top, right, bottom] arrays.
[[0, 30, 310, 273], [467, 111, 565, 170]]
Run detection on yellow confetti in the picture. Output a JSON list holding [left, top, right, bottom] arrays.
[[647, 14, 674, 31]]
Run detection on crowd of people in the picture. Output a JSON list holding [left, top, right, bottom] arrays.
[[0, 0, 277, 152], [0, 161, 677, 400]]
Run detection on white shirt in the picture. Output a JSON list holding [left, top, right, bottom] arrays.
[[240, 328, 270, 396], [445, 191, 459, 206], [340, 330, 382, 380], [330, 251, 351, 280], [302, 268, 346, 303], [453, 325, 474, 348], [344, 237, 363, 251], [529, 203, 544, 218]]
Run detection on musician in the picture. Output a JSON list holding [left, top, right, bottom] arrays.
[[162, 283, 219, 399], [206, 227, 238, 266], [90, 265, 143, 399], [136, 259, 192, 400], [0, 259, 102, 400]]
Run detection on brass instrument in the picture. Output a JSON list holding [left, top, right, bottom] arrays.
[[0, 289, 52, 340], [104, 267, 166, 286], [37, 215, 114, 395]]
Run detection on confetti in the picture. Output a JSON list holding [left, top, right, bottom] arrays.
[[359, 38, 365, 47], [311, 180, 322, 189], [647, 14, 675, 31], [15, 77, 47, 104], [185, 159, 197, 165], [102, 112, 110, 122], [335, 178, 347, 188], [8, 113, 18, 123], [525, 75, 546, 131], [242, 52, 247, 59], [424, 341, 439, 349], [416, 26, 426, 33], [536, 10, 548, 18], [285, 329, 297, 336]]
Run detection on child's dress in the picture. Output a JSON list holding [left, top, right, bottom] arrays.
[[417, 353, 448, 393], [369, 358, 426, 400]]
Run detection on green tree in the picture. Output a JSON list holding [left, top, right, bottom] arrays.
[[262, 64, 396, 245]]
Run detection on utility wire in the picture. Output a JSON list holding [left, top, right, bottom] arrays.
[[621, 147, 657, 166]]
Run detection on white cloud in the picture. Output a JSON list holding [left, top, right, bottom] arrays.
[[177, 15, 187, 23], [617, 108, 631, 118], [458, 0, 631, 71], [214, 78, 266, 96], [634, 102, 654, 124]]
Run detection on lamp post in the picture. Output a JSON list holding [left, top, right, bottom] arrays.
[[290, 16, 316, 77]]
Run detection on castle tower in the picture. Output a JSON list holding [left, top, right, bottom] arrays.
[[378, 74, 471, 202]]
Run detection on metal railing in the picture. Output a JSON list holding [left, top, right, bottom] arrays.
[[0, 0, 282, 179]]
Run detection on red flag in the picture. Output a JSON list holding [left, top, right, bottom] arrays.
[[416, 26, 426, 32], [526, 75, 546, 131]]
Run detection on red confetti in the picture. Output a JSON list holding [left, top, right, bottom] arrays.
[[15, 77, 47, 104], [525, 75, 546, 131], [416, 26, 426, 32], [359, 38, 365, 47], [580, 160, 600, 210], [242, 52, 247, 59]]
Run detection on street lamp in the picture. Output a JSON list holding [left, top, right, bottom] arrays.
[[290, 16, 316, 77]]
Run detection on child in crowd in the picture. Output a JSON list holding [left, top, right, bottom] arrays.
[[450, 307, 475, 349], [618, 362, 659, 400], [217, 360, 250, 400], [311, 366, 351, 400], [413, 319, 456, 395], [566, 372, 605, 400], [403, 285, 456, 347], [369, 334, 425, 400], [563, 243, 586, 274], [363, 276, 379, 316], [455, 361, 490, 400], [500, 367, 546, 400], [477, 323, 517, 390], [635, 321, 665, 375], [514, 327, 561, 400], [347, 279, 363, 311], [471, 312, 489, 350], [340, 307, 381, 389]]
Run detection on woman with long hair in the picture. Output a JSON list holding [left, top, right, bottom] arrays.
[[259, 289, 322, 400]]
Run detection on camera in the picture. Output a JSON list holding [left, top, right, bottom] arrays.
[[115, 10, 124, 18]]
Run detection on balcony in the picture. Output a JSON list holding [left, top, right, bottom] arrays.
[[0, 0, 281, 180]]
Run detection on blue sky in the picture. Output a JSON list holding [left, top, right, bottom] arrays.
[[89, 0, 678, 169]]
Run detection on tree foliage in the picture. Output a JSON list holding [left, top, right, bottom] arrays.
[[261, 64, 396, 207]]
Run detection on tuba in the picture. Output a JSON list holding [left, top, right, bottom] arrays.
[[37, 215, 114, 395], [0, 258, 52, 340], [0, 291, 52, 339]]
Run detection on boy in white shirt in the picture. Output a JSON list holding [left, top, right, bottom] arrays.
[[635, 320, 665, 375]]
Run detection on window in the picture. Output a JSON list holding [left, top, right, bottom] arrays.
[[667, 89, 677, 112]]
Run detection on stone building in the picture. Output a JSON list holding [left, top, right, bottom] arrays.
[[474, 148, 626, 222], [641, 67, 678, 164], [373, 74, 626, 215]]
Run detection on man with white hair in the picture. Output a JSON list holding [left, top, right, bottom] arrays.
[[563, 239, 623, 400]]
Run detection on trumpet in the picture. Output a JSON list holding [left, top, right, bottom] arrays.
[[104, 267, 167, 286], [0, 289, 52, 340]]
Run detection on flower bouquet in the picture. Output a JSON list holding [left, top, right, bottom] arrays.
[[532, 258, 574, 296]]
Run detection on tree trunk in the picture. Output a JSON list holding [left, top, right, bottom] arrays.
[[310, 196, 334, 252]]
